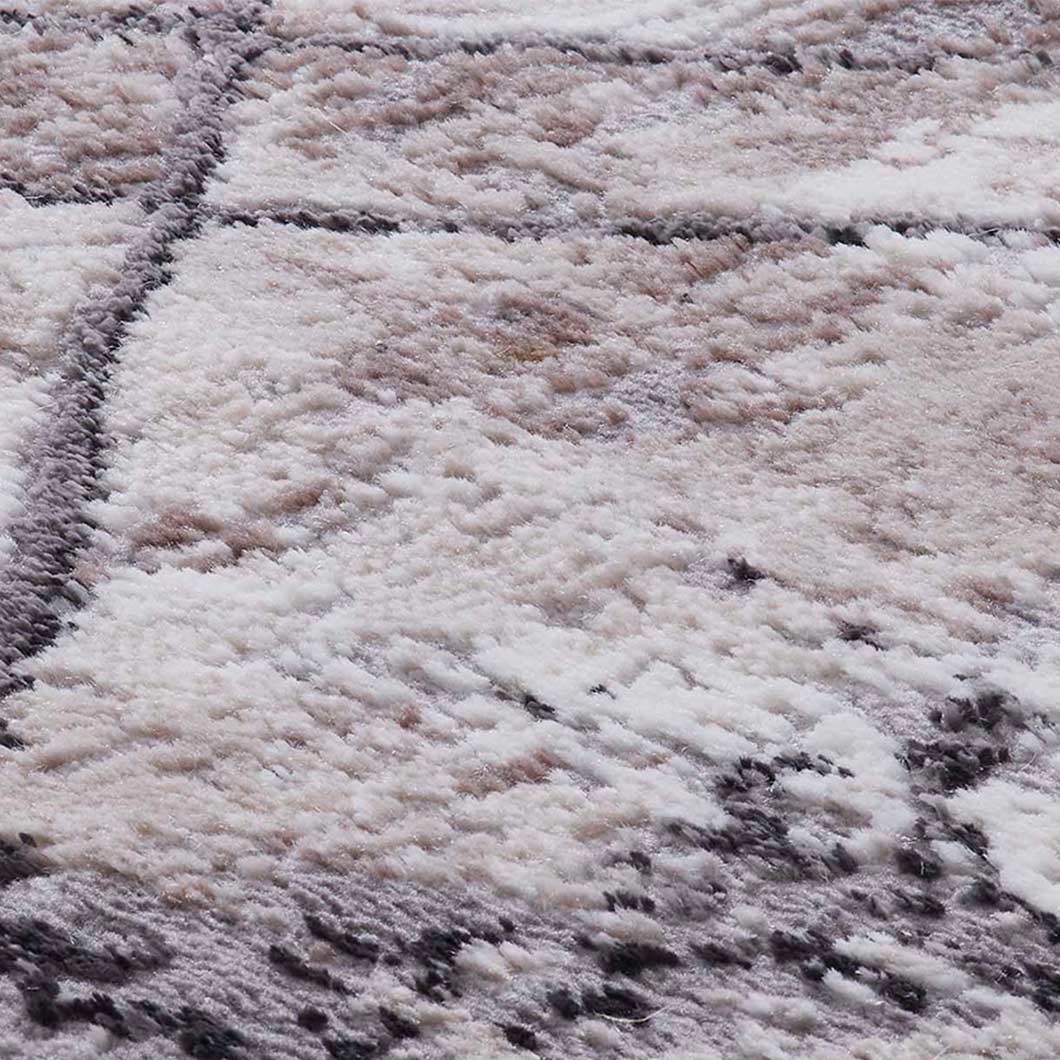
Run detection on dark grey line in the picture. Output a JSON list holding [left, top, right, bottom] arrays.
[[213, 206, 402, 235], [211, 205, 1060, 250], [612, 215, 1060, 247], [258, 27, 1054, 73], [0, 4, 271, 706]]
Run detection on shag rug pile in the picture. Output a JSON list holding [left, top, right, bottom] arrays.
[[2, 1, 1060, 1057]]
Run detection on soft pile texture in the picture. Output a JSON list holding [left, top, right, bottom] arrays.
[[2, 1, 1060, 1058]]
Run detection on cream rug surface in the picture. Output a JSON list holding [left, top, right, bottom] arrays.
[[2, 1, 1060, 1057]]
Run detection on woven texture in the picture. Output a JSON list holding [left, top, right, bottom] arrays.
[[2, 2, 1060, 1057]]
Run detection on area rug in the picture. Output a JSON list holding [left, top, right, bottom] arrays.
[[2, 1, 1060, 1057]]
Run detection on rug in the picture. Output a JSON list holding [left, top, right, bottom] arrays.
[[2, 1, 1060, 1057]]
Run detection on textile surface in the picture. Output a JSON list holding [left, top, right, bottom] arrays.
[[2, 2, 1060, 1057]]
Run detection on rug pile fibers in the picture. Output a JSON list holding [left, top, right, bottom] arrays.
[[2, 1, 1060, 1058]]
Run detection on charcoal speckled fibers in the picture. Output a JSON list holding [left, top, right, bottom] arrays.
[[2, 2, 1060, 1057]]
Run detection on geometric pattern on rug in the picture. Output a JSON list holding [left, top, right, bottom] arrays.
[[2, 2, 1060, 1057]]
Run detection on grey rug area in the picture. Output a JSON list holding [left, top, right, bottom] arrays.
[[2, 1, 1060, 1057]]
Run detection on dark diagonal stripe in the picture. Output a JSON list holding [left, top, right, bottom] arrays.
[[0, 4, 272, 704]]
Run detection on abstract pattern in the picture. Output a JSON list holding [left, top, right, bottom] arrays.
[[2, 2, 1060, 1057]]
